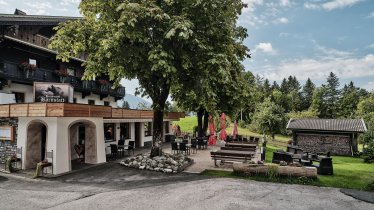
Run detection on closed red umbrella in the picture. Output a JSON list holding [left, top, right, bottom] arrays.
[[219, 113, 227, 141], [233, 120, 238, 140], [208, 115, 216, 145]]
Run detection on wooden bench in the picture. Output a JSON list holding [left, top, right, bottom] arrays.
[[221, 146, 256, 152], [210, 150, 255, 167], [226, 142, 257, 149]]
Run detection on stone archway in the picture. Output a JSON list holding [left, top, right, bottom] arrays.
[[25, 121, 47, 169], [68, 120, 97, 170]]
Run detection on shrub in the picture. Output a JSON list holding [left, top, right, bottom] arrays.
[[363, 141, 374, 163]]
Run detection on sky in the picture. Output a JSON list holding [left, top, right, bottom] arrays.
[[1, 0, 373, 97]]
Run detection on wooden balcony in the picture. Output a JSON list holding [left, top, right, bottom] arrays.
[[0, 60, 126, 99], [0, 103, 185, 120]]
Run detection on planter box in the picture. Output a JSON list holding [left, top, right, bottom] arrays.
[[233, 163, 317, 178]]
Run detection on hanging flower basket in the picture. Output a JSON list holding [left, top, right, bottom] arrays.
[[54, 69, 69, 83], [19, 62, 37, 78]]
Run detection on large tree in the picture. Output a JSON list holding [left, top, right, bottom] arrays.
[[50, 0, 248, 156], [301, 78, 315, 110], [324, 72, 340, 118], [252, 98, 287, 140]]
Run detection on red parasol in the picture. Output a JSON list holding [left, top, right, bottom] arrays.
[[233, 120, 238, 140], [208, 115, 216, 145], [219, 113, 227, 141]]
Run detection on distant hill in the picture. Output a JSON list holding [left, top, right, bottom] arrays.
[[118, 94, 152, 109]]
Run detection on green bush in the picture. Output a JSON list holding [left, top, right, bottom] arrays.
[[364, 181, 374, 192], [363, 141, 374, 163]]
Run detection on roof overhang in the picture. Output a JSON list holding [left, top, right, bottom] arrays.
[[3, 35, 85, 62]]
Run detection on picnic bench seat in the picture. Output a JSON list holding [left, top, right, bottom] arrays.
[[221, 146, 256, 152], [210, 150, 255, 167], [225, 142, 257, 149]]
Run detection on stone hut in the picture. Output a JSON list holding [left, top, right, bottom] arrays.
[[287, 119, 367, 156]]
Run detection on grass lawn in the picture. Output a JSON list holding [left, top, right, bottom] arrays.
[[202, 146, 374, 191]]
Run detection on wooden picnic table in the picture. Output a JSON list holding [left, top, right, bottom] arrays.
[[210, 149, 255, 167], [226, 142, 257, 148]]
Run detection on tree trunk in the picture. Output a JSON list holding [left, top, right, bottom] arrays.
[[197, 108, 204, 137], [150, 108, 164, 158], [203, 110, 209, 136]]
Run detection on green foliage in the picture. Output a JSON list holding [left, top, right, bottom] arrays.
[[301, 78, 315, 110], [287, 108, 319, 119], [50, 0, 249, 153], [5, 157, 14, 173], [324, 72, 340, 118], [251, 98, 287, 138], [364, 181, 374, 192]]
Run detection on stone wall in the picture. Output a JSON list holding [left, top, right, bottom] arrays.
[[0, 118, 18, 163], [296, 133, 352, 156]]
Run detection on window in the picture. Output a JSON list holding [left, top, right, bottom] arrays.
[[104, 123, 115, 141], [88, 100, 95, 105], [67, 67, 75, 76], [120, 123, 131, 139], [144, 122, 152, 136], [12, 92, 25, 103], [104, 101, 110, 106]]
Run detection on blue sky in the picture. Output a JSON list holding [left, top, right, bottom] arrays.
[[1, 0, 373, 94]]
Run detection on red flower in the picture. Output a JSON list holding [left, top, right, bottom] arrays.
[[55, 69, 69, 77], [98, 79, 109, 85], [19, 62, 37, 71]]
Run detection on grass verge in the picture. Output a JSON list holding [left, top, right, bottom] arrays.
[[201, 147, 374, 191]]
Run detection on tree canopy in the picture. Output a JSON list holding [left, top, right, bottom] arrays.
[[50, 0, 249, 156]]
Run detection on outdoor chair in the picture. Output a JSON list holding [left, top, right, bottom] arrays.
[[182, 139, 188, 144], [225, 136, 232, 142], [272, 152, 293, 164], [41, 150, 53, 176], [110, 144, 118, 159], [171, 142, 179, 154], [117, 140, 125, 157], [190, 139, 198, 154], [179, 142, 190, 155], [249, 136, 255, 142], [312, 157, 333, 175], [126, 141, 135, 155]]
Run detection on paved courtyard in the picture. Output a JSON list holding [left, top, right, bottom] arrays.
[[0, 161, 373, 210]]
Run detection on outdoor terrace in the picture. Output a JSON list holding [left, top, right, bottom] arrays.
[[0, 103, 185, 119]]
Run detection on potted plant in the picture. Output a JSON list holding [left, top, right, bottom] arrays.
[[54, 69, 69, 83], [98, 79, 109, 91], [19, 61, 37, 78]]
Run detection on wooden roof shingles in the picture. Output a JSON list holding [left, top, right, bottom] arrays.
[[287, 118, 367, 133]]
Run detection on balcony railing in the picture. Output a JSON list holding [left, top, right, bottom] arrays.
[[0, 60, 125, 99], [0, 103, 186, 120]]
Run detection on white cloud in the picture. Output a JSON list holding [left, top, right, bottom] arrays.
[[0, 0, 7, 6], [304, 2, 320, 9], [279, 0, 291, 7], [25, 1, 52, 15], [363, 81, 374, 91], [304, 0, 362, 11], [259, 54, 374, 81], [274, 17, 289, 24], [60, 0, 81, 6], [322, 0, 361, 11], [254, 42, 277, 55], [367, 12, 374, 18], [367, 43, 374, 48], [242, 0, 264, 13]]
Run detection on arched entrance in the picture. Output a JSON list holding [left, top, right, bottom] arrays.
[[68, 120, 97, 170], [25, 121, 47, 169]]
